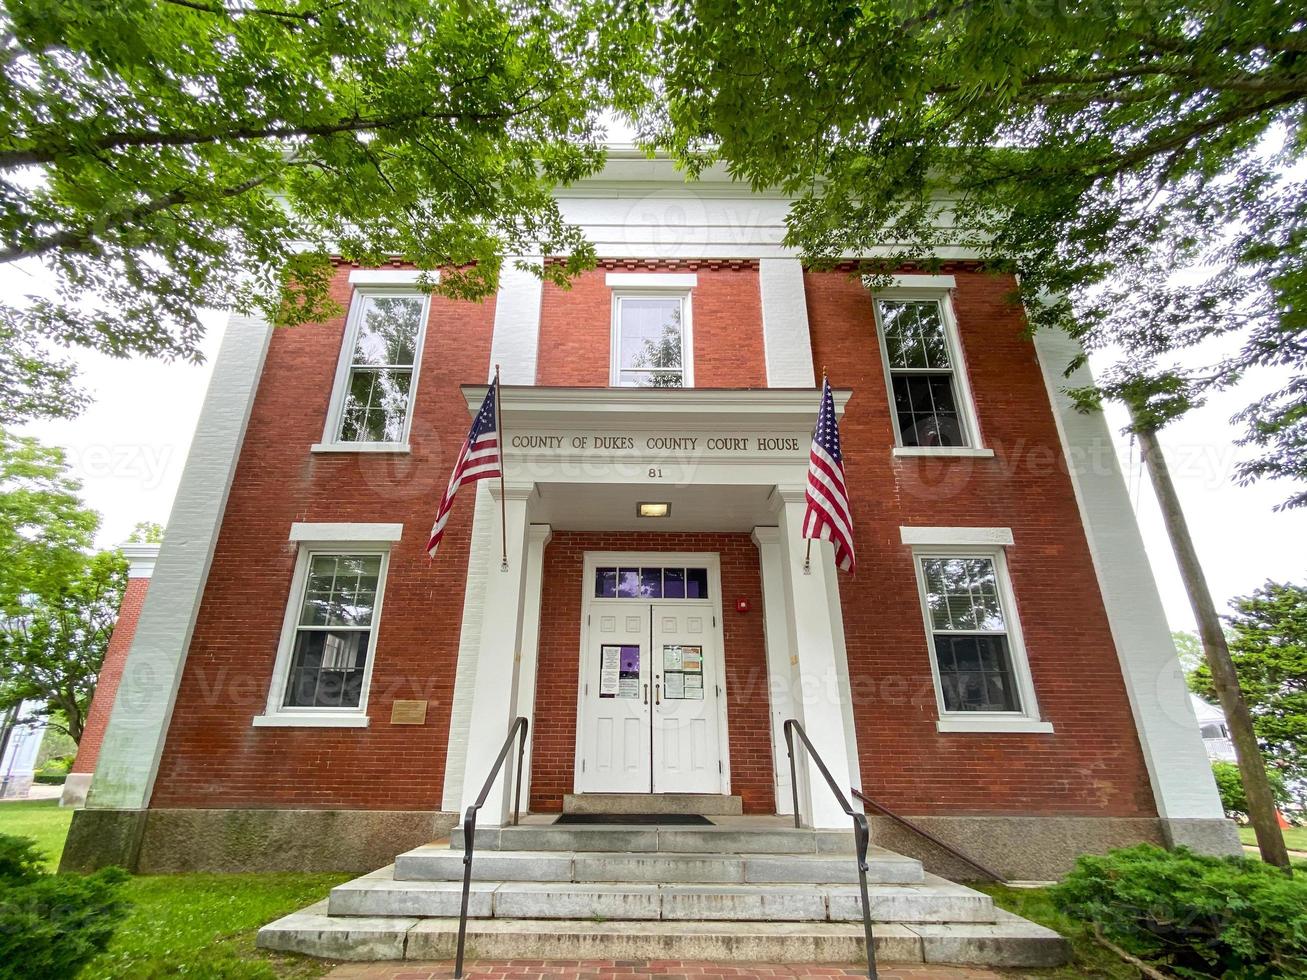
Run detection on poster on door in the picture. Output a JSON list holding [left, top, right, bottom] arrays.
[[600, 645, 641, 699], [661, 644, 704, 700]]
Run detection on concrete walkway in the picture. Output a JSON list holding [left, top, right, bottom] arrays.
[[328, 960, 1008, 979]]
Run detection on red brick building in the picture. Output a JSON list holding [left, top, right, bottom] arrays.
[[64, 151, 1236, 879]]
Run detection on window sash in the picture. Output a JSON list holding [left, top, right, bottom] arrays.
[[610, 291, 693, 387]]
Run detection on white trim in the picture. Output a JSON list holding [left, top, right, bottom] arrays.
[[254, 544, 393, 728], [870, 289, 985, 450], [885, 274, 956, 290], [605, 272, 698, 289], [937, 717, 1054, 734], [892, 446, 994, 459], [88, 314, 275, 811], [576, 551, 730, 795], [120, 542, 162, 579], [900, 526, 1015, 547], [758, 258, 816, 388], [310, 442, 411, 454], [909, 545, 1049, 732], [320, 288, 431, 449], [609, 290, 695, 388], [289, 522, 404, 543], [489, 259, 545, 385], [348, 269, 439, 286]]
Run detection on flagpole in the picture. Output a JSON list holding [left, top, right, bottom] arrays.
[[495, 364, 508, 571], [803, 367, 827, 576]]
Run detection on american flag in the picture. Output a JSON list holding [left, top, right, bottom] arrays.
[[427, 380, 502, 558], [803, 377, 856, 573]]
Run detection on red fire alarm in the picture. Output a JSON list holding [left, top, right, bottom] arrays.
[[735, 597, 751, 614]]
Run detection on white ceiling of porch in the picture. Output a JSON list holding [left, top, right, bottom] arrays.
[[531, 482, 778, 532]]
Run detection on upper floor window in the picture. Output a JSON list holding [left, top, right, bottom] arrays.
[[323, 291, 429, 447], [611, 293, 692, 387], [874, 296, 979, 449]]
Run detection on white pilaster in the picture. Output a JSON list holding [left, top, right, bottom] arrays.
[[514, 523, 553, 811], [1032, 327, 1226, 826], [752, 526, 799, 815], [488, 258, 544, 384], [773, 489, 863, 828], [759, 258, 816, 388], [459, 483, 534, 824], [88, 313, 274, 811]]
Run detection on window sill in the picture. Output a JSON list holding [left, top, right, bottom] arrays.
[[311, 442, 411, 454], [893, 446, 995, 458], [936, 717, 1054, 734], [252, 712, 371, 728]]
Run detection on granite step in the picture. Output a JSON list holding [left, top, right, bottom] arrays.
[[395, 845, 923, 885], [562, 793, 744, 816], [451, 824, 854, 854], [258, 901, 1070, 968], [327, 866, 994, 923]]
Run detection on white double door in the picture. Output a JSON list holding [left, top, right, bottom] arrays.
[[577, 601, 724, 794]]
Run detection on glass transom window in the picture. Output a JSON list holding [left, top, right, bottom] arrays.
[[613, 295, 688, 387], [920, 556, 1021, 713], [878, 300, 968, 447], [594, 566, 709, 599], [336, 294, 426, 443], [283, 553, 383, 709]]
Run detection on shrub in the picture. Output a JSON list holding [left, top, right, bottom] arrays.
[[1051, 843, 1307, 979], [1211, 761, 1290, 820], [0, 833, 129, 979]]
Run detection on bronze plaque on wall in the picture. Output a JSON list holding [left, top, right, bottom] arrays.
[[390, 700, 428, 725]]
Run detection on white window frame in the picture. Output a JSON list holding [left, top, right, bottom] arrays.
[[871, 285, 988, 456], [609, 289, 695, 388], [909, 542, 1052, 734], [313, 286, 432, 453], [254, 525, 401, 728]]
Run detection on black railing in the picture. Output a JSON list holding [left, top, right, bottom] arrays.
[[783, 719, 878, 980], [851, 787, 1006, 884], [455, 715, 529, 978]]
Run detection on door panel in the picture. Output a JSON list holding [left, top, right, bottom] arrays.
[[577, 603, 651, 793], [652, 603, 723, 793]]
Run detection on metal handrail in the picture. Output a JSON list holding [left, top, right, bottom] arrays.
[[455, 715, 529, 978], [783, 719, 878, 980], [851, 787, 1007, 884]]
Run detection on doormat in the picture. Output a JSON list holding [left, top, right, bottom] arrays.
[[553, 813, 714, 826]]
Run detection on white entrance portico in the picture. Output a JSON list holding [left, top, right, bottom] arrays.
[[447, 386, 862, 829]]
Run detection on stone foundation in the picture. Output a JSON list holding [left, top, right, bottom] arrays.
[[60, 808, 459, 874]]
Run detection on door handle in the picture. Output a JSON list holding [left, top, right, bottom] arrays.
[[643, 683, 649, 706], [655, 682, 661, 706]]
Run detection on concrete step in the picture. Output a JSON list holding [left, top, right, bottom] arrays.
[[563, 793, 744, 816], [395, 845, 923, 885], [258, 901, 1070, 968], [452, 823, 854, 855], [327, 866, 993, 923]]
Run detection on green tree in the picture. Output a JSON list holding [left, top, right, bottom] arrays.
[[0, 0, 654, 423], [127, 521, 164, 545], [650, 0, 1307, 506], [1211, 760, 1290, 821], [0, 549, 127, 745], [0, 431, 98, 612], [1193, 582, 1307, 784]]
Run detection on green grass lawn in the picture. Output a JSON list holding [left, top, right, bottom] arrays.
[[0, 797, 348, 979], [1238, 824, 1307, 852]]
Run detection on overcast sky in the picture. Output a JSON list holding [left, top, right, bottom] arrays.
[[6, 260, 1305, 635]]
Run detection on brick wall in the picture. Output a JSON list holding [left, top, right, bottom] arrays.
[[72, 575, 151, 775], [530, 530, 775, 814], [805, 268, 1156, 817], [150, 263, 495, 809], [536, 261, 767, 388]]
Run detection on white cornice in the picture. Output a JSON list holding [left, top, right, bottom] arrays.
[[120, 543, 162, 579], [467, 385, 850, 429]]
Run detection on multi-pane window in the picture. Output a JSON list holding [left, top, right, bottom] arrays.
[[282, 553, 383, 709], [336, 294, 426, 443], [878, 300, 968, 447], [594, 566, 710, 599], [919, 556, 1022, 713], [613, 295, 689, 387]]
